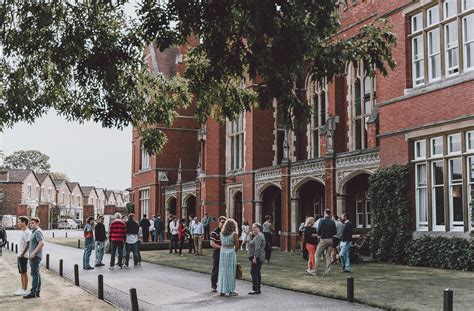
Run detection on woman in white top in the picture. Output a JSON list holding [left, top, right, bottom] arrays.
[[239, 220, 251, 250]]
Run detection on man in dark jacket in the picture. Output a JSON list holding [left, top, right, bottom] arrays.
[[140, 214, 150, 242], [154, 214, 164, 242], [339, 213, 354, 272], [315, 209, 337, 275], [94, 216, 106, 267]]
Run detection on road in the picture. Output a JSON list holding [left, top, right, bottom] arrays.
[[8, 230, 376, 310]]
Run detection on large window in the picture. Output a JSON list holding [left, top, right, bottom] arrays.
[[229, 113, 245, 171], [355, 191, 371, 229], [413, 129, 474, 231], [276, 108, 286, 164], [139, 189, 150, 218], [350, 63, 376, 151], [410, 1, 474, 86], [307, 79, 327, 158], [140, 145, 150, 170]]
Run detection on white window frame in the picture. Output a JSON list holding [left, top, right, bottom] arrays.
[[27, 184, 32, 199], [415, 139, 427, 160], [448, 133, 462, 154], [449, 157, 464, 230], [412, 35, 425, 86], [308, 80, 328, 158], [463, 14, 474, 71], [430, 136, 444, 158], [228, 113, 245, 171], [416, 163, 429, 230], [466, 131, 474, 152], [428, 28, 442, 81], [444, 0, 458, 20], [140, 146, 150, 170], [445, 21, 459, 76], [365, 200, 371, 229], [139, 189, 150, 218], [412, 12, 423, 33], [428, 5, 440, 26], [467, 156, 474, 228], [431, 160, 446, 231], [464, 0, 474, 11], [356, 200, 364, 229]]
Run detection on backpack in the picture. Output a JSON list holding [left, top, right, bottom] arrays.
[[0, 227, 7, 247]]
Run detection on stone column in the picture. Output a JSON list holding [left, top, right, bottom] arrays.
[[255, 201, 263, 224], [290, 198, 299, 233], [336, 193, 346, 216]]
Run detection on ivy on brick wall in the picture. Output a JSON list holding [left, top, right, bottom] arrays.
[[406, 236, 472, 271], [368, 165, 412, 263]]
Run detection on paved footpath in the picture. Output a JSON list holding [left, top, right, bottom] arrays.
[[8, 230, 376, 311], [0, 248, 115, 311]]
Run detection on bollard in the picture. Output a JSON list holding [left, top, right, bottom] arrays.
[[52, 232, 55, 238], [59, 259, 63, 277], [129, 288, 139, 311], [46, 254, 50, 269], [15, 244, 18, 253], [444, 288, 453, 311], [7, 241, 9, 251], [78, 239, 81, 249], [98, 275, 104, 300], [74, 264, 79, 286], [347, 277, 354, 303], [66, 232, 68, 238]]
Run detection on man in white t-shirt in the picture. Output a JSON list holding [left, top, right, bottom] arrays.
[[14, 216, 31, 296]]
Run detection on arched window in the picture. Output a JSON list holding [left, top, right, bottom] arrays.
[[307, 78, 328, 158]]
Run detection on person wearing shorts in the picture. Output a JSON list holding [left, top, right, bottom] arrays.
[[15, 216, 31, 296]]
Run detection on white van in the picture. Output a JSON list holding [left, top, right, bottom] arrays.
[[0, 215, 17, 229]]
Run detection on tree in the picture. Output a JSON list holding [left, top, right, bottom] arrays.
[[4, 150, 51, 172], [0, 1, 396, 154]]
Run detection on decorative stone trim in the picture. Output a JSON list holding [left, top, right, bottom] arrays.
[[335, 151, 380, 170], [181, 181, 197, 193], [290, 159, 325, 176], [255, 167, 282, 182]]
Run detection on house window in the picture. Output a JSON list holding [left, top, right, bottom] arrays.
[[229, 113, 245, 171], [62, 192, 65, 204], [350, 63, 376, 151], [463, 14, 474, 71], [139, 189, 150, 218], [464, 0, 474, 10], [48, 188, 52, 202], [413, 130, 474, 231], [416, 163, 429, 229], [27, 184, 32, 199], [140, 145, 150, 170], [410, 2, 473, 85], [307, 79, 327, 158]]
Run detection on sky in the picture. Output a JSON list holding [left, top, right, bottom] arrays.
[[2, 111, 132, 191]]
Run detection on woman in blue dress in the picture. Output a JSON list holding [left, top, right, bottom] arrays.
[[218, 218, 239, 296]]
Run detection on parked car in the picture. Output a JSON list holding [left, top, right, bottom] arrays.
[[57, 219, 68, 229], [0, 215, 17, 229], [67, 219, 78, 229]]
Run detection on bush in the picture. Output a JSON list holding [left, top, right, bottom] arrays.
[[368, 165, 412, 263], [406, 236, 472, 270]]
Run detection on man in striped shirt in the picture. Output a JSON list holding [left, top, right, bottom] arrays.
[[109, 213, 126, 270]]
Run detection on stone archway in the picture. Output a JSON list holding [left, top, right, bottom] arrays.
[[233, 191, 243, 229], [183, 194, 197, 221], [296, 179, 326, 224], [167, 197, 177, 217], [342, 173, 371, 229]]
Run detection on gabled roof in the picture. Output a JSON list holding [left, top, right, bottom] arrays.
[[114, 191, 124, 201], [105, 190, 116, 200], [67, 182, 83, 195], [81, 186, 97, 197], [53, 179, 70, 192], [95, 188, 106, 197], [36, 173, 51, 183], [9, 169, 33, 182]]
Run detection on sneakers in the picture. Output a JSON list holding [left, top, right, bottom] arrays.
[[211, 288, 217, 293], [306, 269, 316, 276], [84, 266, 94, 270], [23, 293, 37, 299], [137, 262, 141, 266], [124, 265, 129, 269], [14, 289, 28, 296], [109, 266, 114, 270]]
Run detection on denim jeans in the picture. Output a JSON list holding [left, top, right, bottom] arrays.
[[109, 241, 124, 267], [151, 231, 156, 242], [157, 231, 164, 242], [126, 242, 139, 266], [95, 241, 105, 265], [137, 240, 142, 263], [83, 242, 93, 268], [339, 241, 352, 271], [30, 256, 42, 295]]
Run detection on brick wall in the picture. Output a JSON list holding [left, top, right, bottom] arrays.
[[0, 183, 22, 215]]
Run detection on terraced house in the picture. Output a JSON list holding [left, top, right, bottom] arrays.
[[130, 0, 474, 250]]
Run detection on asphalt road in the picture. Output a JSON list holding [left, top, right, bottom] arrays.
[[8, 230, 376, 311]]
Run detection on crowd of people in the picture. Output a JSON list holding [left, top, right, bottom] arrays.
[[0, 208, 355, 300]]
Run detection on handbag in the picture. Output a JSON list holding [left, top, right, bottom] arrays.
[[236, 263, 243, 279]]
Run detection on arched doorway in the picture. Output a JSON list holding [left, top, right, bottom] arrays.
[[344, 173, 371, 229], [183, 194, 197, 221], [233, 191, 243, 229], [261, 185, 282, 247], [297, 179, 325, 224], [167, 197, 177, 217]]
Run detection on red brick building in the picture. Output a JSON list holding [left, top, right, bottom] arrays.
[[131, 0, 474, 250]]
